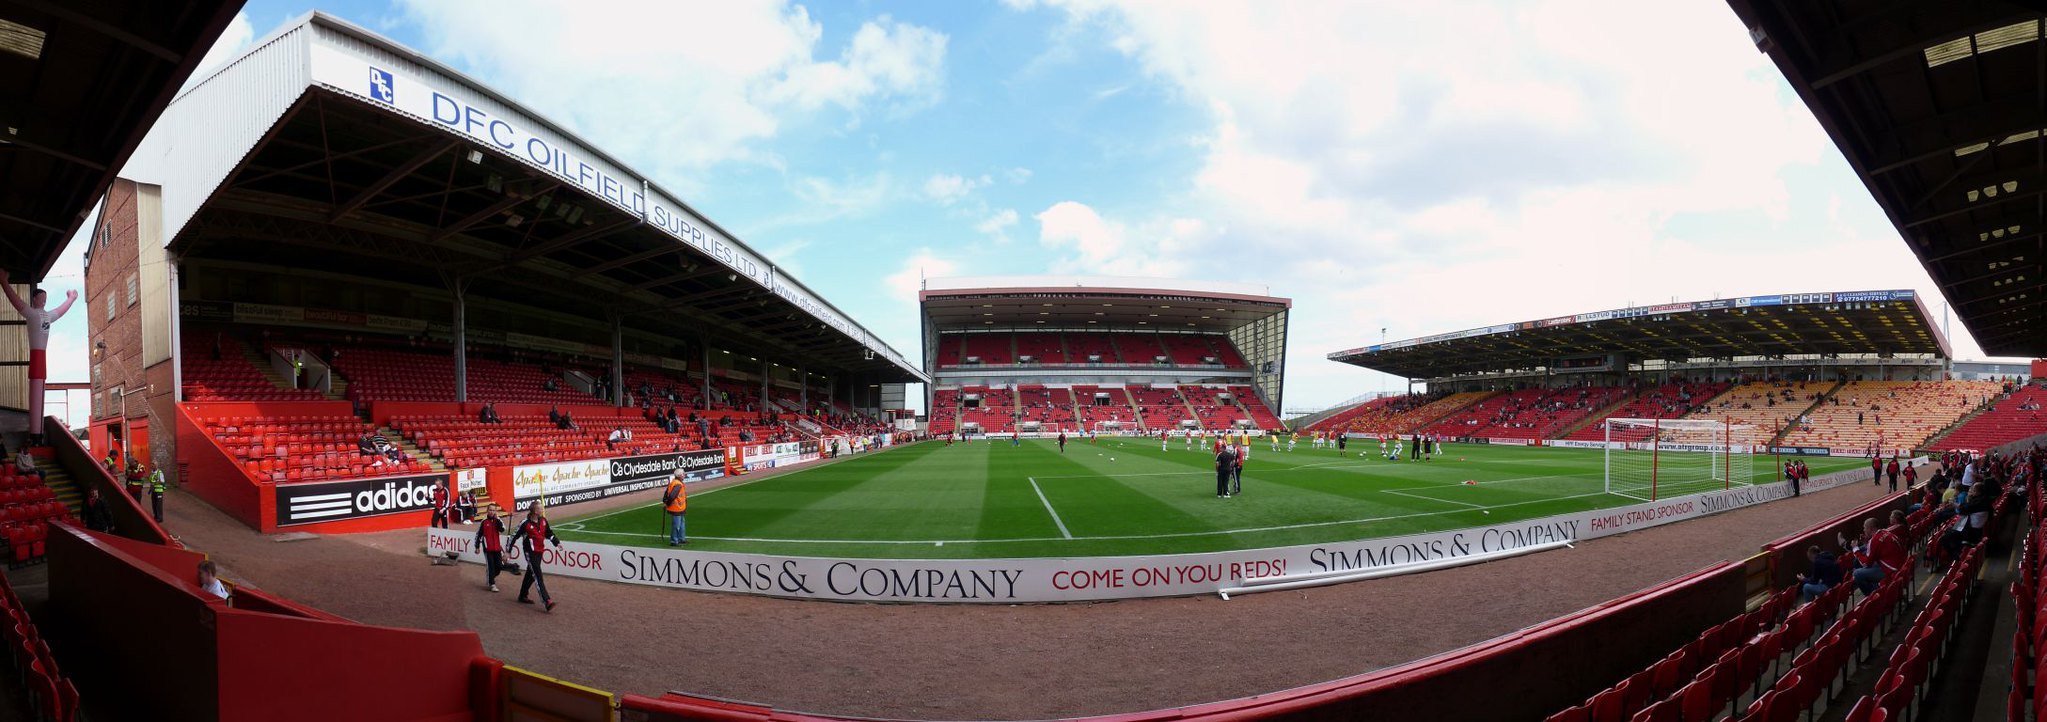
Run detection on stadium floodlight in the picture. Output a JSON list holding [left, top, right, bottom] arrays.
[[1602, 418, 1755, 502]]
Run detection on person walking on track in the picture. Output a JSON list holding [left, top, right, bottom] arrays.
[[509, 502, 561, 612], [474, 505, 507, 593]]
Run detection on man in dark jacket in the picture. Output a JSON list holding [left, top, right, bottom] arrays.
[[82, 489, 113, 532], [1215, 445, 1239, 498], [1796, 545, 1840, 603]]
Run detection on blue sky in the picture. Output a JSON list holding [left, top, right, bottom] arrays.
[[40, 1, 2007, 423]]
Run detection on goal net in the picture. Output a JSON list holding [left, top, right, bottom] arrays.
[[1603, 418, 1755, 502], [1091, 420, 1135, 436]]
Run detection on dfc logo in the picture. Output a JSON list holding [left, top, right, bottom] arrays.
[[369, 67, 395, 104]]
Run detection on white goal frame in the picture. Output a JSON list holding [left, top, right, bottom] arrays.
[[1602, 418, 1755, 502]]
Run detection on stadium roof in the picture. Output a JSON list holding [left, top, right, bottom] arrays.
[[0, 0, 245, 280], [1726, 2, 2047, 357], [920, 275, 1290, 332], [1329, 290, 1947, 380], [118, 12, 922, 383]]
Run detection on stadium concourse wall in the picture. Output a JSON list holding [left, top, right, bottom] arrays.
[[44, 523, 489, 722], [620, 564, 1746, 722]]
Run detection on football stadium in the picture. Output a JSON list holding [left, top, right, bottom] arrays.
[[5, 2, 2047, 721]]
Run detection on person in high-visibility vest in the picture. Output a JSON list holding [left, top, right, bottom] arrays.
[[662, 469, 688, 546], [148, 465, 167, 523]]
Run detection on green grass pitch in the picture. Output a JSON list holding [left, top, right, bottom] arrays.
[[553, 439, 1869, 559]]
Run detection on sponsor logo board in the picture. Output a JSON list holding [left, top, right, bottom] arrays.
[[429, 476, 1824, 603], [278, 473, 444, 526]]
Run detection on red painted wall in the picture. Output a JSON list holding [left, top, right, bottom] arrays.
[[625, 563, 1747, 722], [46, 526, 221, 722], [214, 610, 483, 722], [175, 402, 267, 529]]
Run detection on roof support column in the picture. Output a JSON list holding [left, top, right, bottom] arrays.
[[450, 274, 469, 403], [762, 358, 771, 413], [800, 370, 808, 413], [610, 313, 625, 408], [699, 339, 711, 406]]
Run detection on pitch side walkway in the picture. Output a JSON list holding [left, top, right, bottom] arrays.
[[160, 466, 1902, 720]]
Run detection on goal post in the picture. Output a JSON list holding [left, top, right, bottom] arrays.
[[1603, 418, 1755, 502]]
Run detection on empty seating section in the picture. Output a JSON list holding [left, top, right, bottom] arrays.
[[1065, 333, 1120, 363], [0, 461, 63, 566], [1301, 396, 1404, 434], [1073, 386, 1136, 428], [1228, 386, 1285, 429], [179, 338, 322, 401], [1679, 381, 1828, 446], [1930, 384, 2047, 452], [960, 335, 1013, 365], [1129, 386, 1193, 430], [934, 332, 1252, 368], [1780, 380, 1999, 453], [928, 389, 961, 435], [1156, 335, 1216, 365], [1563, 381, 1731, 442], [195, 412, 430, 482], [1343, 391, 1495, 435], [1425, 387, 1627, 440], [1180, 386, 1248, 428], [0, 567, 79, 722], [1016, 385, 1076, 429], [330, 347, 597, 405], [958, 386, 1016, 432], [1013, 334, 1067, 364]]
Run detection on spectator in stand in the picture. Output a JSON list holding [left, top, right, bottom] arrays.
[[12, 447, 39, 479], [1795, 545, 1841, 603], [82, 489, 113, 532], [509, 501, 561, 612], [1849, 517, 1905, 593], [359, 432, 384, 463], [474, 505, 507, 593], [455, 489, 477, 525], [556, 413, 577, 432], [479, 403, 502, 425], [197, 559, 230, 602], [544, 377, 559, 392], [548, 406, 562, 426], [606, 427, 628, 451]]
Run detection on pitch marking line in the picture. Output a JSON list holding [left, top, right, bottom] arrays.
[[1027, 477, 1074, 539], [562, 490, 1619, 546], [1382, 488, 1488, 509]]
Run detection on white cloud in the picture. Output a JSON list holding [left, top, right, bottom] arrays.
[[884, 249, 959, 303], [1005, 167, 1034, 184], [975, 208, 1020, 240], [921, 173, 992, 205], [396, 1, 948, 178], [1008, 0, 1983, 410]]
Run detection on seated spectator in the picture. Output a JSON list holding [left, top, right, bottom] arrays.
[[607, 427, 629, 451], [455, 490, 478, 524], [359, 432, 383, 460], [197, 559, 231, 602], [82, 489, 113, 533], [548, 406, 562, 425], [544, 377, 559, 392], [479, 403, 502, 424], [557, 413, 577, 431], [13, 448, 40, 478]]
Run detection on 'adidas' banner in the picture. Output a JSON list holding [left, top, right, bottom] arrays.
[[277, 473, 444, 526]]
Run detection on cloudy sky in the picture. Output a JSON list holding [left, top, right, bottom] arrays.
[[38, 0, 2006, 422]]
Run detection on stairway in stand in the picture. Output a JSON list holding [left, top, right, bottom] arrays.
[[31, 457, 82, 517]]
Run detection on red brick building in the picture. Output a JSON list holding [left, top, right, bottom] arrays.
[[83, 179, 176, 477]]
